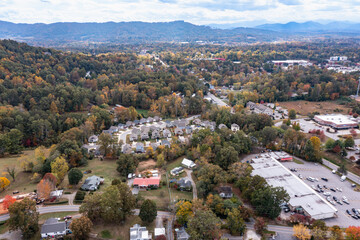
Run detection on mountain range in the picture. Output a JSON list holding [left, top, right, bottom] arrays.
[[0, 20, 359, 47]]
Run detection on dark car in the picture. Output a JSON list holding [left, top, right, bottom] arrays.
[[347, 210, 352, 215], [63, 216, 72, 220], [12, 190, 19, 194], [330, 188, 336, 192], [352, 215, 358, 220], [333, 196, 338, 201], [321, 177, 328, 182], [323, 185, 328, 189], [352, 208, 358, 214]]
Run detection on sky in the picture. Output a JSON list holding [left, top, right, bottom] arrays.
[[1, 0, 360, 26]]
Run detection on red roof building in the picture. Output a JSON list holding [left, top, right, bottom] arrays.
[[133, 177, 160, 188]]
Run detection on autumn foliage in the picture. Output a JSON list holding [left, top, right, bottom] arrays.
[[37, 179, 53, 200], [345, 226, 360, 240], [2, 195, 16, 210]]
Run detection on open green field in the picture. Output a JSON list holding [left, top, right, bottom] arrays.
[[93, 215, 155, 240], [138, 186, 170, 210], [39, 211, 78, 223], [0, 150, 39, 198], [73, 158, 120, 187], [170, 189, 192, 202], [165, 156, 185, 173]]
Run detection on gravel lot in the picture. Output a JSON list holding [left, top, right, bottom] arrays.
[[282, 160, 360, 227]]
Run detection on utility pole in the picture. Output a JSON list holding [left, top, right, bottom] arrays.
[[357, 77, 360, 97]]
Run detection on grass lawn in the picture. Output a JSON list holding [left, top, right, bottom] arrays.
[[136, 109, 149, 118], [293, 158, 304, 164], [138, 186, 170, 211], [0, 150, 41, 198], [278, 100, 351, 116], [71, 158, 120, 187], [165, 156, 185, 173], [39, 211, 78, 224], [92, 215, 155, 240], [170, 189, 192, 202]]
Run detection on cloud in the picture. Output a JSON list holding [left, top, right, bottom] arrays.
[[0, 0, 360, 25]]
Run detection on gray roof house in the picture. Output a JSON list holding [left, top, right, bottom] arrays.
[[141, 132, 149, 140], [175, 227, 190, 240], [193, 118, 202, 126], [130, 134, 138, 142], [161, 139, 171, 148], [176, 178, 192, 191], [218, 186, 233, 199], [134, 120, 140, 125], [163, 129, 172, 138], [150, 125, 160, 132], [218, 124, 228, 130], [185, 126, 192, 134], [150, 142, 159, 151], [82, 144, 100, 155], [88, 135, 98, 143], [147, 117, 154, 123], [154, 116, 161, 122], [118, 123, 126, 129], [109, 126, 119, 134], [136, 143, 145, 153], [231, 123, 240, 132], [132, 128, 141, 135], [165, 120, 174, 128], [140, 118, 147, 124], [175, 127, 184, 135], [41, 218, 70, 239], [126, 121, 134, 127], [81, 175, 104, 191], [122, 144, 133, 154], [151, 131, 161, 139], [130, 224, 152, 240]]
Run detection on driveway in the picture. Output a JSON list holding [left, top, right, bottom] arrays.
[[185, 169, 197, 199]]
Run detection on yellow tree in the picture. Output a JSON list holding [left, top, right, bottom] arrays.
[[0, 177, 10, 191], [176, 200, 193, 225], [293, 224, 311, 240], [51, 156, 69, 184]]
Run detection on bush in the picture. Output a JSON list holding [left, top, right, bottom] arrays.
[[68, 168, 83, 185], [75, 191, 86, 201], [100, 230, 112, 238], [64, 191, 71, 194], [43, 199, 68, 205]]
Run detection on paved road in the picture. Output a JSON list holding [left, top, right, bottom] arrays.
[[185, 169, 197, 199], [323, 158, 360, 185], [206, 93, 229, 107], [0, 205, 81, 221]]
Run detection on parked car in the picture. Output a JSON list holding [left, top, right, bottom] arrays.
[[347, 209, 352, 215], [321, 177, 328, 182], [12, 190, 19, 194], [330, 188, 336, 192], [63, 216, 72, 220]]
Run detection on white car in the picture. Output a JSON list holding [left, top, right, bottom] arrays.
[[336, 188, 342, 192], [323, 192, 331, 196]]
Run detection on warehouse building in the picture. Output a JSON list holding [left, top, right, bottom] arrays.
[[251, 157, 337, 220], [314, 114, 358, 129]]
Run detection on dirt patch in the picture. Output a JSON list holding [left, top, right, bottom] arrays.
[[138, 159, 156, 172], [278, 100, 351, 116]]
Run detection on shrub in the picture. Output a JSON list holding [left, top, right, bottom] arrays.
[[75, 191, 86, 201]]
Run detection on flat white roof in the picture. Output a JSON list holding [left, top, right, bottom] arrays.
[[251, 157, 337, 219], [315, 114, 357, 125]]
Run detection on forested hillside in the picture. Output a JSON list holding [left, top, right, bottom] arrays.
[[0, 40, 207, 149]]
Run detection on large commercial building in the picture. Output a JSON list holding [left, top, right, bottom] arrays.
[[314, 114, 358, 129], [251, 157, 338, 220]]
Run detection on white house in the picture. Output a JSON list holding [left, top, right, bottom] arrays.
[[154, 228, 166, 238], [231, 123, 240, 132], [181, 158, 196, 169]]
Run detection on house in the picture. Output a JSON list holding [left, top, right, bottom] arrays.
[[150, 142, 159, 151], [165, 120, 174, 128], [102, 129, 112, 135], [130, 224, 152, 240], [185, 126, 192, 134], [81, 175, 104, 191], [161, 139, 171, 148], [140, 118, 147, 124], [147, 117, 154, 123], [154, 116, 161, 122], [181, 158, 196, 169], [175, 127, 183, 135], [163, 129, 172, 138], [176, 178, 192, 191], [218, 186, 233, 199], [178, 136, 188, 144], [170, 166, 184, 176], [41, 218, 70, 239], [174, 119, 187, 129], [132, 128, 141, 135], [122, 144, 133, 154], [50, 190, 63, 199], [218, 123, 228, 130], [130, 134, 138, 142], [175, 227, 190, 240], [136, 143, 145, 153], [141, 132, 149, 140], [231, 123, 240, 132], [154, 228, 166, 238], [82, 143, 100, 155], [109, 126, 119, 134], [151, 131, 161, 139], [88, 135, 98, 143], [134, 120, 140, 125], [193, 118, 202, 126], [126, 121, 134, 128], [150, 125, 159, 132], [133, 177, 160, 189], [118, 123, 126, 130]]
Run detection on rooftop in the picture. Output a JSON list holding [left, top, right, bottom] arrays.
[[314, 114, 357, 125], [251, 157, 337, 219]]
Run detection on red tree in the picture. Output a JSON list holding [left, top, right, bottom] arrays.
[[43, 173, 57, 188], [3, 195, 16, 210], [345, 226, 360, 240]]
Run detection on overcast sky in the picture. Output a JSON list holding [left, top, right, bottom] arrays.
[[1, 0, 360, 26]]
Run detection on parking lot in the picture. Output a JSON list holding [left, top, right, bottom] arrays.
[[282, 159, 360, 227]]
